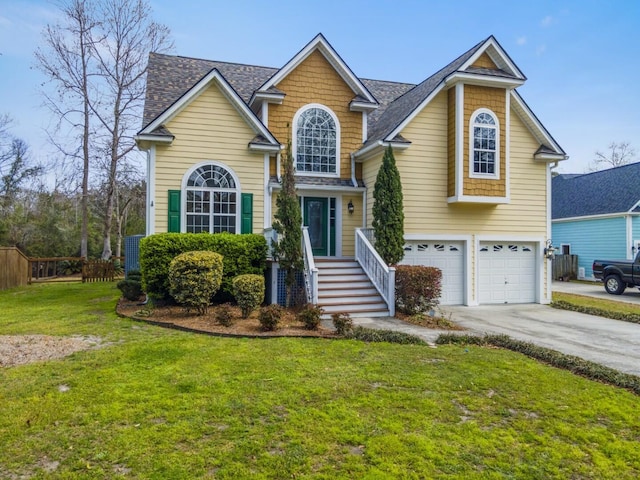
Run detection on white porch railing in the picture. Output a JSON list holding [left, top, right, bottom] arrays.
[[264, 227, 278, 260], [302, 226, 318, 305], [355, 228, 395, 316]]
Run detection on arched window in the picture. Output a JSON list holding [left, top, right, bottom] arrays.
[[470, 109, 499, 177], [184, 163, 239, 233], [294, 105, 339, 175]]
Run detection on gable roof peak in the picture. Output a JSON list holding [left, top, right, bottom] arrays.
[[254, 33, 378, 106], [460, 35, 526, 80]]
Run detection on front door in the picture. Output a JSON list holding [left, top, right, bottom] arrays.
[[303, 197, 328, 256]]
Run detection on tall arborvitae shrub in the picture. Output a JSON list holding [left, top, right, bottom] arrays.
[[372, 145, 405, 265], [272, 140, 303, 306]]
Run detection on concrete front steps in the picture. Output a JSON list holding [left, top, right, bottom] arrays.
[[315, 258, 390, 318]]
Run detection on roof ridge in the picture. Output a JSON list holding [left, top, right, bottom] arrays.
[[149, 51, 278, 71], [566, 161, 640, 179]]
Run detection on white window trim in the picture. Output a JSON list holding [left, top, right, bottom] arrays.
[[469, 107, 500, 180], [292, 103, 341, 178], [181, 160, 242, 234]]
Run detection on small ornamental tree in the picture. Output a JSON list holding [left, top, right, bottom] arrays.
[[372, 145, 405, 265], [272, 139, 303, 306]]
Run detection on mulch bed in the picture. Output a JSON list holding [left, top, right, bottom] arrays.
[[116, 299, 337, 338]]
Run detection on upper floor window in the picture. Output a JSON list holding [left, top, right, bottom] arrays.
[[470, 109, 499, 178], [184, 163, 239, 234], [293, 104, 339, 175]]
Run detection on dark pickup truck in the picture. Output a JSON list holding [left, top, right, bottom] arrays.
[[592, 251, 640, 295]]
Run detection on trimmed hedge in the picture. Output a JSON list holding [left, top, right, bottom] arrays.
[[552, 300, 640, 325], [117, 279, 143, 301], [395, 265, 442, 315], [344, 326, 426, 345], [331, 312, 353, 335], [436, 333, 640, 396], [258, 304, 283, 331], [297, 305, 324, 330], [169, 251, 223, 314], [139, 232, 267, 301], [232, 274, 265, 318]]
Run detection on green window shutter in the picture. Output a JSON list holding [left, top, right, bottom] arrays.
[[168, 190, 181, 233], [241, 193, 253, 234]]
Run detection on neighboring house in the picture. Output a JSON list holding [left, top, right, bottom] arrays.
[[552, 163, 640, 279], [136, 33, 566, 313]]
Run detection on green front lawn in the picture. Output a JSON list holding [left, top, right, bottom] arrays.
[[1, 283, 639, 478], [553, 291, 640, 316]]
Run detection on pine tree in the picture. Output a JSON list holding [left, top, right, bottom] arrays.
[[272, 140, 303, 306], [372, 145, 405, 265]]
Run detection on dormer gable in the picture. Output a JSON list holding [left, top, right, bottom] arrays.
[[250, 33, 378, 113], [445, 36, 526, 89], [136, 68, 280, 152]]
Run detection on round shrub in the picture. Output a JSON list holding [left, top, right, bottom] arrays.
[[117, 279, 143, 301], [215, 303, 235, 327], [126, 269, 142, 282], [395, 265, 442, 315], [331, 312, 353, 335], [297, 305, 324, 330], [169, 251, 223, 314], [258, 304, 283, 331], [232, 274, 265, 318]]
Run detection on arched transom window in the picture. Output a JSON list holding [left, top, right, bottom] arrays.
[[294, 105, 338, 175], [185, 164, 238, 233], [471, 110, 499, 177]]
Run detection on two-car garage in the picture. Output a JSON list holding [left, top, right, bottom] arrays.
[[401, 240, 539, 305]]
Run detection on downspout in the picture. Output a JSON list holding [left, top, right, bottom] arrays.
[[276, 152, 282, 182], [350, 153, 357, 187]]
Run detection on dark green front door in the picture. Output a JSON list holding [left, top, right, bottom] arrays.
[[303, 197, 328, 256]]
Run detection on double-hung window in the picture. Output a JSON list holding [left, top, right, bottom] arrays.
[[470, 109, 499, 177]]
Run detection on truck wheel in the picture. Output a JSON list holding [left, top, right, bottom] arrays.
[[604, 275, 626, 295]]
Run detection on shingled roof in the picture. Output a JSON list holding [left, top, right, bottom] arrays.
[[142, 51, 415, 135], [552, 162, 640, 219], [141, 34, 560, 157]]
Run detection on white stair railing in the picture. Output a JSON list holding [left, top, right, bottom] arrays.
[[355, 228, 395, 316], [302, 226, 318, 305], [263, 227, 278, 260]]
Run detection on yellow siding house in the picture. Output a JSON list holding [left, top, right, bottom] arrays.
[[136, 34, 566, 312]]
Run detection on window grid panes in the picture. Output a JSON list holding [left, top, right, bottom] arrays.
[[472, 112, 497, 175], [185, 165, 237, 234], [296, 108, 337, 174]]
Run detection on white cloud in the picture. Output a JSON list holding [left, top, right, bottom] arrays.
[[536, 44, 547, 56], [516, 36, 527, 46], [541, 15, 554, 27]]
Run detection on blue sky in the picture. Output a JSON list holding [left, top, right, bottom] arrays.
[[1, 0, 638, 174]]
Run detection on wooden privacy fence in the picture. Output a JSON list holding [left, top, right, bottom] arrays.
[[552, 254, 578, 281], [0, 247, 30, 290], [28, 257, 123, 283], [82, 259, 115, 283], [30, 257, 84, 281]]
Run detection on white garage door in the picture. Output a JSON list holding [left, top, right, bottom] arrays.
[[401, 241, 464, 305], [479, 242, 536, 304]]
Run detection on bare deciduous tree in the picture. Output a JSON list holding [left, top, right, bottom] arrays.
[[91, 0, 172, 259], [36, 0, 172, 259], [35, 0, 100, 258], [589, 141, 637, 171]]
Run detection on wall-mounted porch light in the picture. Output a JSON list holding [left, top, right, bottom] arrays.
[[544, 239, 556, 259], [347, 200, 354, 215]]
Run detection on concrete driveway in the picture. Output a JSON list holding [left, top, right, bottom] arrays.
[[443, 304, 640, 376]]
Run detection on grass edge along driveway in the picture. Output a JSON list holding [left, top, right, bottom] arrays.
[[0, 282, 638, 479]]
